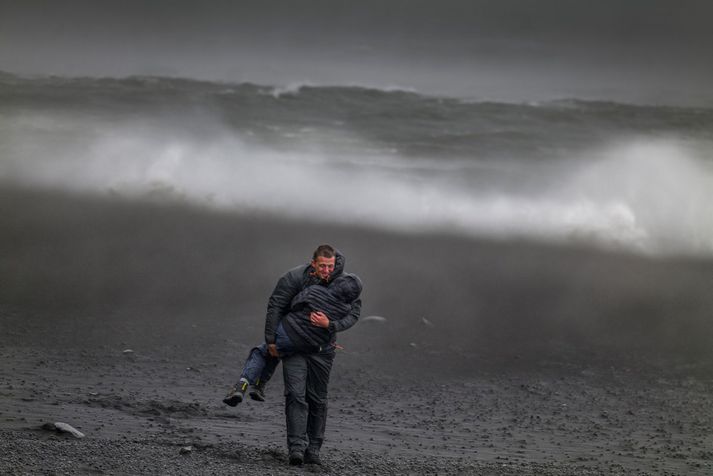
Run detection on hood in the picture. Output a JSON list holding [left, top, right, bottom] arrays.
[[330, 273, 362, 302], [332, 250, 346, 278]]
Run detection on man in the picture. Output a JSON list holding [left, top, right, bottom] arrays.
[[265, 244, 361, 465]]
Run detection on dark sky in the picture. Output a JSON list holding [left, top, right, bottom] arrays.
[[1, 0, 712, 105]]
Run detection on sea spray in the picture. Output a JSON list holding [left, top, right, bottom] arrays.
[[2, 74, 713, 256]]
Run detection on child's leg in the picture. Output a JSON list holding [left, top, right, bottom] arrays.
[[224, 344, 270, 407], [240, 344, 270, 385], [225, 323, 297, 406], [256, 322, 295, 386], [257, 356, 279, 385], [247, 355, 277, 402]]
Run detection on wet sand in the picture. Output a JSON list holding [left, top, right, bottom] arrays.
[[2, 186, 713, 475]]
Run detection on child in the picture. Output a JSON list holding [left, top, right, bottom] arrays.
[[223, 273, 362, 406]]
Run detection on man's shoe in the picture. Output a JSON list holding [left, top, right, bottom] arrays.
[[222, 379, 248, 407], [304, 449, 322, 465], [248, 382, 266, 402], [288, 451, 304, 466]]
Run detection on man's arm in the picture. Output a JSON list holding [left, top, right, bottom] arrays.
[[327, 298, 361, 333], [265, 271, 301, 345]]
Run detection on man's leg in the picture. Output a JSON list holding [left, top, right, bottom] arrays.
[[305, 347, 335, 459], [282, 353, 309, 460]]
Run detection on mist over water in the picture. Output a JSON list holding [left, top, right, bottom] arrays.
[[2, 75, 713, 257]]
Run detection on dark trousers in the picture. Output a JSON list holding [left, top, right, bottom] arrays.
[[282, 346, 335, 454]]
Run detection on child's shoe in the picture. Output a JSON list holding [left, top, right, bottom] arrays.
[[249, 381, 266, 402], [222, 378, 248, 407]]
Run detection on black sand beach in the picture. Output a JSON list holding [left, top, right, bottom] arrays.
[[2, 186, 713, 475], [3, 2, 713, 473]]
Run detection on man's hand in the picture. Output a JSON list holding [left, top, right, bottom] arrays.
[[310, 311, 330, 328], [268, 343, 279, 358]]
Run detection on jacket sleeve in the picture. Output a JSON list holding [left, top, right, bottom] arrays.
[[328, 297, 361, 333], [265, 271, 302, 344]]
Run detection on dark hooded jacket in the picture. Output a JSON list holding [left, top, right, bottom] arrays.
[[284, 273, 362, 350], [264, 251, 362, 349]]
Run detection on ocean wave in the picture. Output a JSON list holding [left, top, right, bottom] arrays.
[[5, 71, 712, 165], [2, 71, 713, 111], [2, 72, 713, 257]]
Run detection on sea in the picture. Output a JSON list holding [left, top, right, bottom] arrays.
[[2, 72, 712, 257]]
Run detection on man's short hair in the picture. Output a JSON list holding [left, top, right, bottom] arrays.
[[313, 244, 336, 260]]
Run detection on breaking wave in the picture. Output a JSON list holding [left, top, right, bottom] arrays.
[[2, 73, 713, 256]]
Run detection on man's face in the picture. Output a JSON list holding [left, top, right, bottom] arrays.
[[311, 256, 336, 281]]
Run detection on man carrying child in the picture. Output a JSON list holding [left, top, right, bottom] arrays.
[[223, 244, 362, 466]]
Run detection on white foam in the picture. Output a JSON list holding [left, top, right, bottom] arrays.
[[562, 140, 713, 254], [262, 81, 313, 99], [3, 114, 712, 257]]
